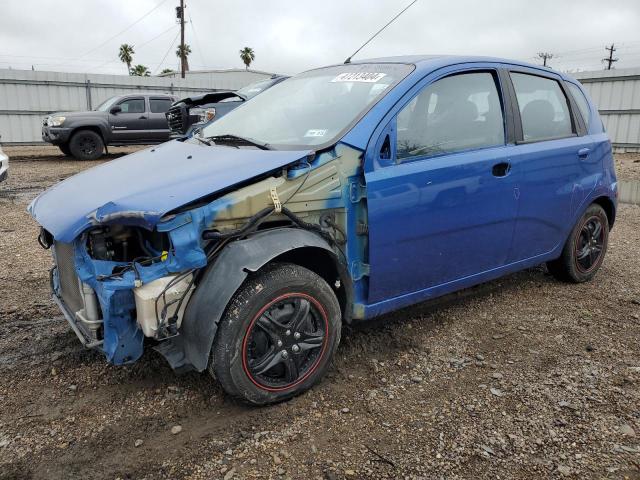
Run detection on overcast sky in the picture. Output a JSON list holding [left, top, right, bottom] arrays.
[[1, 0, 639, 76]]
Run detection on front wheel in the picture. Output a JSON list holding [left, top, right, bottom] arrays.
[[547, 203, 609, 283], [69, 130, 104, 160], [211, 263, 342, 405]]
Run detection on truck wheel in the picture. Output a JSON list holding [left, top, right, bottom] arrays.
[[211, 263, 341, 405], [547, 203, 609, 283], [58, 143, 72, 156], [69, 130, 104, 160]]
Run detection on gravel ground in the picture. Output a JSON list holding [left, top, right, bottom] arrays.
[[615, 153, 640, 182], [0, 147, 639, 480]]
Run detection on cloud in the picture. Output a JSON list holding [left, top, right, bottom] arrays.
[[1, 0, 639, 75]]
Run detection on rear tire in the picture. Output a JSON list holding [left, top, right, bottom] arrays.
[[211, 263, 341, 405], [58, 143, 72, 156], [547, 203, 609, 283], [69, 130, 104, 160]]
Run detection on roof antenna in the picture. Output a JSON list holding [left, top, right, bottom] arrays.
[[344, 0, 419, 64]]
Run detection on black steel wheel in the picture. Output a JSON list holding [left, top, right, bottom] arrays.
[[574, 215, 605, 274], [210, 263, 341, 405], [547, 203, 609, 283], [69, 130, 104, 160]]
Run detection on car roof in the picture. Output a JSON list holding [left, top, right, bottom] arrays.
[[345, 54, 575, 81]]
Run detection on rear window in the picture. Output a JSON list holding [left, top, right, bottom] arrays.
[[510, 73, 573, 142], [150, 98, 173, 113], [566, 83, 591, 130]]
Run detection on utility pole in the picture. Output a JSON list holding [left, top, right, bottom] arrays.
[[178, 0, 186, 78], [602, 44, 618, 70], [537, 52, 554, 67]]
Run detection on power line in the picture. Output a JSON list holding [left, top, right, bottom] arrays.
[[91, 24, 178, 72], [154, 29, 181, 74], [188, 11, 206, 68], [71, 0, 172, 62]]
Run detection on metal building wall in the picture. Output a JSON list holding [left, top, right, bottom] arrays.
[[0, 69, 275, 143], [574, 67, 640, 152]]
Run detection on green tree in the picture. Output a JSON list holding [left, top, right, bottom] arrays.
[[160, 68, 175, 75], [118, 44, 135, 75], [130, 64, 150, 77], [175, 44, 191, 71], [239, 47, 255, 70]]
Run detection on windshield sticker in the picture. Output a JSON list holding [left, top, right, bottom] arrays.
[[331, 72, 387, 83], [304, 129, 328, 137]]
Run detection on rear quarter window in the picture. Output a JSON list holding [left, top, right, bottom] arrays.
[[566, 83, 591, 130]]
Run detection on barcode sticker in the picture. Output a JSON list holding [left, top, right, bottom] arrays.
[[331, 72, 387, 83]]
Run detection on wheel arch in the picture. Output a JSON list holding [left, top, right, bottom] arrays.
[[592, 195, 616, 229], [154, 228, 352, 373], [69, 124, 108, 143]]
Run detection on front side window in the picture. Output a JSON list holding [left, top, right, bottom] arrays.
[[201, 63, 414, 149], [396, 72, 505, 162], [566, 83, 591, 130], [150, 98, 173, 113], [118, 98, 145, 114], [511, 73, 573, 142]]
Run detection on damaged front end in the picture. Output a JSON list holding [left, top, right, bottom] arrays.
[[44, 219, 205, 364], [29, 140, 366, 370]]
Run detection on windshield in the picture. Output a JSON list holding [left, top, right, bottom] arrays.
[[95, 96, 120, 112], [236, 78, 281, 100], [202, 63, 413, 149]]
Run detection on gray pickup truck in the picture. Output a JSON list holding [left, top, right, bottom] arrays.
[[42, 94, 177, 160]]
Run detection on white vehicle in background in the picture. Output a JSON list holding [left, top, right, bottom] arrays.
[[0, 138, 8, 183]]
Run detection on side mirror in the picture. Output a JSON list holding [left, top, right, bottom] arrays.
[[110, 105, 121, 115]]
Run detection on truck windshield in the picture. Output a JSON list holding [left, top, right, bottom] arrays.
[[95, 96, 119, 111], [201, 63, 413, 149]]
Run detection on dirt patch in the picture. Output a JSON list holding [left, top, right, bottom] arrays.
[[0, 147, 639, 479], [615, 153, 640, 182]]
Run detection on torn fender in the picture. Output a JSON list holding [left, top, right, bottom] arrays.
[[155, 227, 349, 372]]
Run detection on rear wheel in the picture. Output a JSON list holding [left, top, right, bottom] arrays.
[[58, 143, 72, 156], [211, 263, 341, 405], [547, 203, 609, 283], [69, 130, 104, 160]]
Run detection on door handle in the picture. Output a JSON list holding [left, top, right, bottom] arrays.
[[577, 147, 590, 159], [139, 115, 147, 120], [492, 162, 511, 177]]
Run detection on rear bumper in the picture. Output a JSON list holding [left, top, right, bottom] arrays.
[[42, 126, 72, 145]]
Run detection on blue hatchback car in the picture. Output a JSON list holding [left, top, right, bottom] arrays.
[[29, 56, 617, 404]]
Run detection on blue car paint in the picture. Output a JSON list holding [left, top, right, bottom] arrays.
[[30, 55, 617, 368], [29, 140, 311, 243]]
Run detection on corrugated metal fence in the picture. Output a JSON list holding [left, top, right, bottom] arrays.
[[574, 67, 640, 152], [0, 69, 273, 143], [1, 66, 639, 147]]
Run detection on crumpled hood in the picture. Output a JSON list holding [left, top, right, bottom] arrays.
[[29, 140, 311, 242]]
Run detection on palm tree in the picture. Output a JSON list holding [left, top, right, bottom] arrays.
[[118, 44, 135, 75], [130, 64, 150, 77], [175, 44, 191, 71], [239, 47, 255, 70]]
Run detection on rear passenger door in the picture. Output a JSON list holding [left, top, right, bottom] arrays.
[[109, 97, 148, 143], [148, 97, 174, 141], [365, 67, 520, 303], [505, 69, 592, 262]]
